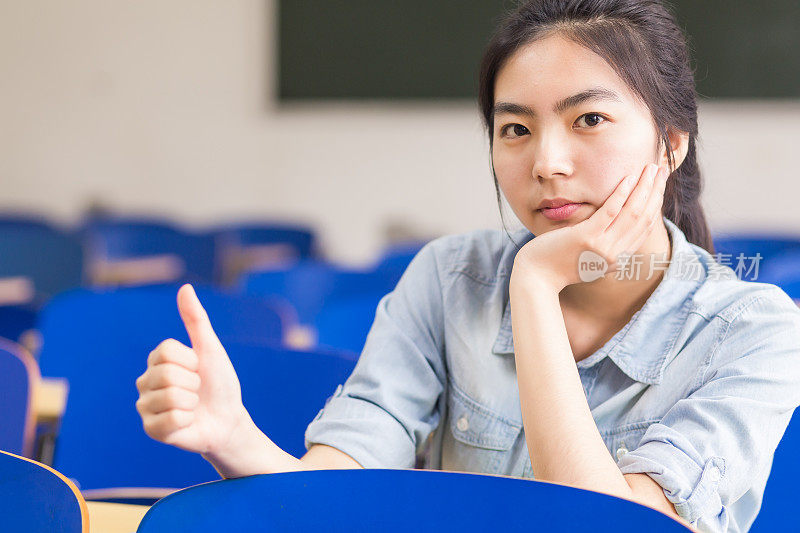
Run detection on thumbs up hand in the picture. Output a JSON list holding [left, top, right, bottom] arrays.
[[135, 284, 254, 456]]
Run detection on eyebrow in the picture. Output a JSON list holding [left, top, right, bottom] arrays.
[[492, 87, 623, 120]]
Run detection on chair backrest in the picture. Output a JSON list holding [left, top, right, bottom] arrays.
[[757, 248, 800, 287], [243, 260, 398, 325], [0, 450, 88, 532], [234, 344, 357, 459], [750, 409, 800, 531], [372, 240, 425, 278], [37, 288, 354, 490], [214, 223, 316, 285], [81, 216, 216, 286], [0, 220, 83, 301], [712, 234, 800, 277], [310, 245, 424, 352], [0, 339, 39, 457], [137, 469, 691, 532], [215, 223, 316, 257], [314, 293, 384, 353], [38, 285, 287, 350], [308, 243, 426, 352], [0, 214, 56, 232], [0, 304, 39, 345], [777, 280, 800, 303]]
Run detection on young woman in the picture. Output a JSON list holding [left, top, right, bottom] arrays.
[[135, 1, 800, 531]]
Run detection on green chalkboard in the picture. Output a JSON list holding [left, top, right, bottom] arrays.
[[673, 0, 799, 98], [278, 0, 800, 100]]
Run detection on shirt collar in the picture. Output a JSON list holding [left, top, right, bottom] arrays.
[[491, 216, 705, 385]]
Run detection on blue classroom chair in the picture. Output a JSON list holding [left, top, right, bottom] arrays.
[[749, 409, 800, 531], [371, 240, 425, 280], [775, 279, 800, 302], [216, 223, 316, 256], [234, 344, 357, 459], [0, 213, 56, 231], [0, 304, 39, 346], [311, 243, 424, 352], [37, 286, 355, 493], [315, 293, 383, 353], [0, 450, 88, 533], [214, 222, 317, 284], [137, 469, 691, 532], [80, 216, 216, 286], [712, 233, 800, 279], [0, 217, 83, 301], [38, 285, 288, 350], [756, 248, 800, 292], [243, 260, 400, 326], [36, 286, 287, 492], [0, 339, 39, 457]]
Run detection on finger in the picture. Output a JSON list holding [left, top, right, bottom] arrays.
[[616, 165, 667, 253], [148, 339, 199, 372], [585, 173, 637, 234], [604, 167, 668, 272], [606, 163, 659, 241], [142, 409, 195, 441], [177, 284, 223, 354], [645, 167, 669, 218], [138, 362, 201, 392], [137, 387, 200, 415], [641, 166, 668, 228], [627, 165, 669, 251]]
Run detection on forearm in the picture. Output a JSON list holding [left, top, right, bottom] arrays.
[[298, 444, 364, 470], [201, 417, 363, 478], [201, 416, 302, 478], [509, 276, 633, 499]]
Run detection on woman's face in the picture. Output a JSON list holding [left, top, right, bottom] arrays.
[[491, 33, 662, 236]]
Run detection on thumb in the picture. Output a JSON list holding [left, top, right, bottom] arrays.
[[177, 284, 224, 354]]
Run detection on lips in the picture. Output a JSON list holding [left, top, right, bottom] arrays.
[[537, 198, 580, 210], [539, 202, 584, 221]]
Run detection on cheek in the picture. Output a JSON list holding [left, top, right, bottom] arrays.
[[583, 129, 656, 198], [491, 145, 530, 197]]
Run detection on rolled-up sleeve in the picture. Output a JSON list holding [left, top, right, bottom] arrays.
[[618, 289, 800, 532], [304, 240, 449, 469]]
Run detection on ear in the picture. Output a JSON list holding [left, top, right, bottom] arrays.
[[659, 128, 690, 173]]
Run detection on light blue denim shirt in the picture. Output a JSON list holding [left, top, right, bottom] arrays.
[[305, 217, 800, 533]]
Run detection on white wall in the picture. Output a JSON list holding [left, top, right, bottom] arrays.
[[1, 0, 798, 265]]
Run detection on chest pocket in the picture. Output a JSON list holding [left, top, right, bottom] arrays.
[[446, 381, 523, 474], [601, 420, 659, 464]]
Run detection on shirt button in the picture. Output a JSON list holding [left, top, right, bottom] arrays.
[[616, 446, 628, 461], [456, 416, 470, 432], [708, 466, 721, 482]]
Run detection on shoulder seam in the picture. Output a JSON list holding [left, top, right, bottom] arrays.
[[437, 229, 513, 287], [716, 287, 788, 325], [702, 288, 799, 383]]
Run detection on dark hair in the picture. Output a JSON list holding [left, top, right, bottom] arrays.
[[478, 0, 715, 254]]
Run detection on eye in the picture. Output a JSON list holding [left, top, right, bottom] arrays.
[[499, 123, 530, 138], [575, 113, 607, 128]]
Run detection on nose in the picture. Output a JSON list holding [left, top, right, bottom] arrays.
[[530, 130, 573, 181]]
